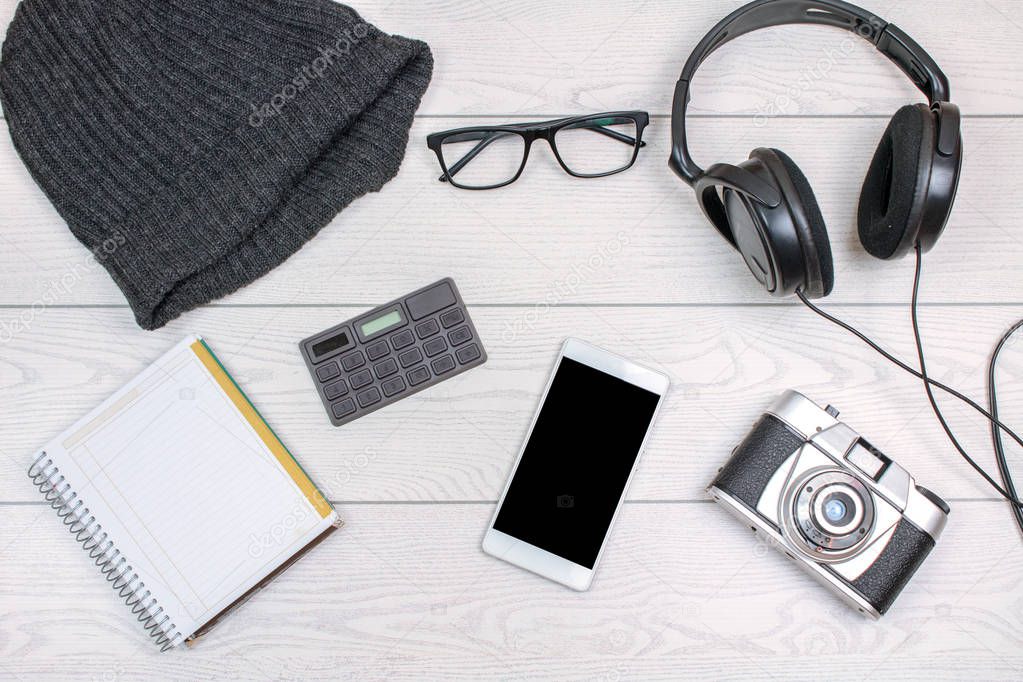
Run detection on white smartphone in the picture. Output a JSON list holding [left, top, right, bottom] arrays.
[[482, 338, 670, 590]]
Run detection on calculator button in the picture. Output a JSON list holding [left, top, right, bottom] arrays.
[[415, 319, 440, 339], [349, 369, 373, 390], [431, 355, 456, 375], [323, 380, 348, 400], [357, 387, 382, 408], [390, 329, 415, 350], [440, 308, 465, 329], [447, 326, 472, 347], [315, 362, 341, 383], [340, 351, 365, 371], [407, 366, 431, 386], [381, 376, 407, 397], [374, 357, 399, 379], [423, 336, 448, 357], [406, 281, 457, 320], [456, 343, 481, 365], [331, 398, 357, 419], [366, 340, 390, 361], [398, 347, 423, 368]]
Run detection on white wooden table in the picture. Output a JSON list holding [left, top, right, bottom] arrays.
[[2, 1, 1022, 679]]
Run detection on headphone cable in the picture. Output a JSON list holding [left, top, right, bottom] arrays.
[[907, 244, 1023, 514], [988, 318, 1023, 536], [795, 256, 1023, 512]]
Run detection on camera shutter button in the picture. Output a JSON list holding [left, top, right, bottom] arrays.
[[915, 485, 951, 514]]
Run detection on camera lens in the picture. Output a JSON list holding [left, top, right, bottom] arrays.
[[810, 484, 865, 538], [786, 470, 876, 559], [818, 489, 858, 530], [824, 498, 847, 523]]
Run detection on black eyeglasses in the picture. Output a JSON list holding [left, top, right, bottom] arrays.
[[426, 111, 649, 190]]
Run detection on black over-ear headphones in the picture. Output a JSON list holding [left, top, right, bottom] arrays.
[[670, 0, 962, 298], [669, 0, 1023, 538]]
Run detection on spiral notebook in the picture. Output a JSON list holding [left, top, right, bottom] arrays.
[[27, 336, 341, 651]]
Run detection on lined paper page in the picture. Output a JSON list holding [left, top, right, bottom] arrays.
[[41, 337, 336, 642]]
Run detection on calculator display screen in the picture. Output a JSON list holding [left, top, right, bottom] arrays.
[[360, 310, 403, 337], [493, 358, 660, 569], [311, 331, 350, 358]]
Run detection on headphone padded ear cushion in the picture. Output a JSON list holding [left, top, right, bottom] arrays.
[[858, 104, 931, 259], [770, 149, 835, 297]]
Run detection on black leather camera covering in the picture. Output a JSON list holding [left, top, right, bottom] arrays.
[[848, 517, 936, 615], [714, 414, 805, 510]]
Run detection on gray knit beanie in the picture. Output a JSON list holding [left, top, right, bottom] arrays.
[[0, 0, 432, 329]]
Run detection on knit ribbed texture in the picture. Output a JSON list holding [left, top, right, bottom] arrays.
[[0, 0, 432, 329]]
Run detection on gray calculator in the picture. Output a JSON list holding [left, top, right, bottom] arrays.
[[300, 278, 487, 426]]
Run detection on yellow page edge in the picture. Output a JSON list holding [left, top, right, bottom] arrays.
[[191, 339, 334, 519]]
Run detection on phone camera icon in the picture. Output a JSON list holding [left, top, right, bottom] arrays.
[[557, 494, 575, 508]]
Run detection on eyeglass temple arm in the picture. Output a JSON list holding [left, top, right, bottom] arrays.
[[438, 123, 645, 182], [438, 131, 514, 182], [576, 123, 646, 147]]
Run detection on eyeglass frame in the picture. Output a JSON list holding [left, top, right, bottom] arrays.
[[426, 111, 649, 190]]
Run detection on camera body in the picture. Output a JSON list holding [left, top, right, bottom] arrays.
[[708, 391, 950, 618]]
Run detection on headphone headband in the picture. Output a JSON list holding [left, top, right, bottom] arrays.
[[671, 0, 952, 184]]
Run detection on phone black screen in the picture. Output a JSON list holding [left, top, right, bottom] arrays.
[[493, 357, 661, 568]]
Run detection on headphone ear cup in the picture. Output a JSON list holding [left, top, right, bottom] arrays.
[[858, 104, 934, 259], [763, 148, 835, 298]]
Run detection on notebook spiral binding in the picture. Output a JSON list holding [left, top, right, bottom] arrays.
[[28, 452, 184, 652]]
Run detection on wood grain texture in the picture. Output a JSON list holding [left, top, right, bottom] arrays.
[[1, 117, 1022, 307], [1, 0, 1022, 679], [1, 1, 1023, 117], [1, 503, 1020, 681], [0, 305, 1020, 503]]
